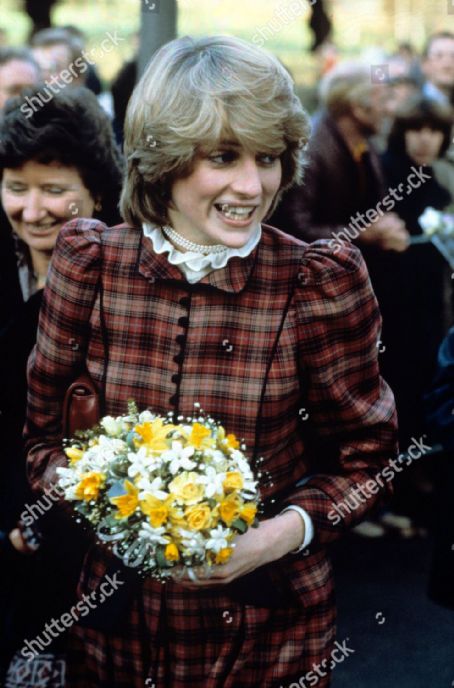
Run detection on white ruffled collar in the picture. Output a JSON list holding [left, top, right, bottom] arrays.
[[142, 223, 262, 284]]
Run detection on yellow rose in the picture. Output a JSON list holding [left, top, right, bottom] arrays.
[[110, 480, 139, 519], [168, 472, 205, 505], [215, 547, 233, 564], [65, 447, 84, 465], [140, 495, 169, 527], [240, 503, 257, 526], [223, 471, 244, 493], [185, 503, 212, 531], [219, 493, 241, 526], [74, 472, 105, 501], [164, 543, 180, 562]]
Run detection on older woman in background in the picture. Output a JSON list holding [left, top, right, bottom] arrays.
[[0, 86, 123, 687], [25, 37, 397, 687]]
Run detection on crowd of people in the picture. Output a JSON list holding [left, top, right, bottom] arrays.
[[0, 21, 452, 688]]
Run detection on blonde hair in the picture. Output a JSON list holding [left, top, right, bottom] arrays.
[[320, 62, 374, 119], [120, 35, 310, 227]]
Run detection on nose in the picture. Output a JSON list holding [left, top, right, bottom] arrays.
[[230, 156, 262, 198], [22, 189, 46, 223]]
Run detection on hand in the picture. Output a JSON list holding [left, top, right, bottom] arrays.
[[171, 510, 305, 589], [359, 213, 410, 252], [9, 527, 35, 554]]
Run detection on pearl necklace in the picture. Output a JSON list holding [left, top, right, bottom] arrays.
[[162, 225, 228, 255]]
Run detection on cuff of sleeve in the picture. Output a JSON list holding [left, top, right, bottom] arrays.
[[281, 505, 315, 553]]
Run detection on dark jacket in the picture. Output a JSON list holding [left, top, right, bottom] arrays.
[[0, 204, 23, 334], [271, 114, 386, 244], [379, 149, 453, 444], [425, 326, 454, 609], [0, 289, 87, 670]]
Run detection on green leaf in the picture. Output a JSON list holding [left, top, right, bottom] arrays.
[[231, 518, 247, 534]]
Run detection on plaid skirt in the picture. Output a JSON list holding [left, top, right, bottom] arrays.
[[66, 556, 336, 688]]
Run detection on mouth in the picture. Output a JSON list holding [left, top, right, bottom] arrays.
[[214, 203, 257, 221], [24, 220, 61, 235]]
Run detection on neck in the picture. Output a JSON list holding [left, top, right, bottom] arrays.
[[29, 247, 51, 288], [335, 115, 368, 156]]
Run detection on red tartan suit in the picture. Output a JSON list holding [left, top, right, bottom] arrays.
[[25, 220, 398, 687]]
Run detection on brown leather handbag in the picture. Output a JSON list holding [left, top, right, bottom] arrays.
[[62, 372, 100, 438]]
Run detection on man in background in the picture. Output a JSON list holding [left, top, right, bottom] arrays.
[[422, 31, 454, 106]]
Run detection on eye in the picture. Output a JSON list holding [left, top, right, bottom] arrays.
[[208, 150, 238, 165], [256, 153, 279, 166], [3, 182, 27, 194], [44, 186, 65, 195]]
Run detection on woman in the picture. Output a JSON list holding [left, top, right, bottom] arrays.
[[25, 37, 398, 688], [0, 86, 123, 685], [377, 97, 453, 532]]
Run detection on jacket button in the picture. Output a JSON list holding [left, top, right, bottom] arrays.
[[178, 317, 189, 328], [176, 334, 185, 345], [221, 339, 233, 353], [169, 395, 177, 405], [149, 276, 155, 284], [171, 373, 180, 384], [179, 296, 190, 308], [173, 354, 184, 364]]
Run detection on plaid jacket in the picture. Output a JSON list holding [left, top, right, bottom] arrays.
[[25, 220, 398, 687]]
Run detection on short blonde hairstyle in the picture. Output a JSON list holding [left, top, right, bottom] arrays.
[[120, 35, 310, 227], [320, 62, 374, 119]]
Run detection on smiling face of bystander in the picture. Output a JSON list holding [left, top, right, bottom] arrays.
[[1, 160, 95, 282]]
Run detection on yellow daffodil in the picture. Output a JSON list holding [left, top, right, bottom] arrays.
[[134, 419, 174, 452], [64, 447, 84, 465], [185, 503, 212, 531], [219, 493, 241, 526], [217, 426, 239, 449], [110, 480, 139, 519], [140, 495, 169, 527], [240, 503, 257, 526], [215, 547, 233, 564], [74, 472, 105, 501], [226, 433, 240, 449], [164, 543, 180, 562], [188, 423, 213, 449], [223, 471, 244, 493], [168, 471, 205, 505]]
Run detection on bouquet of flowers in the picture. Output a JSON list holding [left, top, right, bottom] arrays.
[[418, 207, 454, 238], [57, 402, 260, 580]]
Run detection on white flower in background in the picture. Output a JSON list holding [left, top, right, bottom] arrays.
[[137, 475, 169, 501], [138, 523, 169, 545], [100, 415, 122, 436], [419, 207, 441, 235], [127, 446, 163, 479], [205, 525, 232, 553], [196, 466, 226, 498], [138, 409, 156, 424], [161, 441, 197, 474], [178, 529, 206, 557]]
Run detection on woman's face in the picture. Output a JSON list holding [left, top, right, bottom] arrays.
[[167, 142, 282, 249], [404, 127, 444, 166], [1, 160, 96, 254]]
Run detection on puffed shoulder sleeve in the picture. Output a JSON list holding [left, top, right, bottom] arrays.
[[283, 240, 399, 544], [24, 219, 105, 494]]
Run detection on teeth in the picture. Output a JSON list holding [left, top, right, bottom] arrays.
[[218, 204, 255, 219]]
